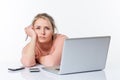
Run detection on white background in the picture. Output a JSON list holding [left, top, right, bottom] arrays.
[[0, 0, 120, 76]]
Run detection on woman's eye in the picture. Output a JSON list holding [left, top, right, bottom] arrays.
[[36, 27, 40, 29], [45, 27, 50, 30], [35, 26, 40, 29]]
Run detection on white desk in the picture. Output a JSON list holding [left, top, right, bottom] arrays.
[[0, 61, 120, 80]]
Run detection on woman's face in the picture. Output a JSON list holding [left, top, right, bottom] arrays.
[[33, 18, 53, 43]]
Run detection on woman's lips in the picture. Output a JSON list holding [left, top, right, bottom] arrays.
[[39, 36, 46, 39]]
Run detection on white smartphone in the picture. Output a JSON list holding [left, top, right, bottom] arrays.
[[29, 68, 40, 72], [8, 66, 25, 71]]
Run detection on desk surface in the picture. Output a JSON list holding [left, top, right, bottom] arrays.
[[0, 61, 120, 80]]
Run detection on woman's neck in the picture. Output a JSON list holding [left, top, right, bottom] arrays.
[[39, 40, 53, 51]]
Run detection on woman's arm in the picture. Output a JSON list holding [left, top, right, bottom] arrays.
[[39, 34, 68, 67], [21, 38, 36, 67], [21, 26, 37, 67]]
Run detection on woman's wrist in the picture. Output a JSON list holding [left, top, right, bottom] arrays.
[[31, 35, 36, 40], [31, 35, 37, 41]]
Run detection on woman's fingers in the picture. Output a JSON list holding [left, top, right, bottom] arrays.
[[24, 27, 27, 34], [28, 25, 33, 29], [24, 25, 36, 38]]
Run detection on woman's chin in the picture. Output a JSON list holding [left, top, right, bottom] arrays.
[[38, 39, 47, 43], [38, 40, 46, 43]]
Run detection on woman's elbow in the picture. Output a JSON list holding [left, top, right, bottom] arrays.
[[41, 57, 60, 67], [21, 58, 36, 67]]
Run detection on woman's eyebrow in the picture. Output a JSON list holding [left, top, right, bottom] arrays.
[[45, 25, 52, 28], [44, 26, 49, 27], [34, 25, 41, 28]]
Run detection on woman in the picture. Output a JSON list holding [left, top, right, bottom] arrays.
[[21, 13, 68, 67]]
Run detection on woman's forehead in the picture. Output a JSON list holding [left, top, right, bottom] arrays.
[[34, 18, 52, 27]]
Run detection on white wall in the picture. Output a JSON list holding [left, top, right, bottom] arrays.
[[0, 0, 120, 67]]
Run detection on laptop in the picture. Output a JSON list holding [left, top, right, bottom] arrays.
[[42, 36, 111, 75]]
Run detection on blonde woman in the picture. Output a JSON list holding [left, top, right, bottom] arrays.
[[21, 13, 68, 67]]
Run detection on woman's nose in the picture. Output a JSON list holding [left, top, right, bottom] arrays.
[[41, 29, 45, 35]]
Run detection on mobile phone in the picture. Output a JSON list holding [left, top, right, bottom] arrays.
[[29, 68, 40, 72], [8, 66, 25, 71]]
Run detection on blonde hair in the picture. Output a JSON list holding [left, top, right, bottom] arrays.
[[32, 13, 58, 34]]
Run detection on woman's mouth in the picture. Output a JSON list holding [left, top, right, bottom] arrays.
[[39, 36, 46, 39]]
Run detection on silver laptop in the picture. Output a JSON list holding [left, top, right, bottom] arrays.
[[42, 36, 111, 75]]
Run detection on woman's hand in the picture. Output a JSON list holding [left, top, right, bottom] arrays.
[[25, 25, 36, 39]]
